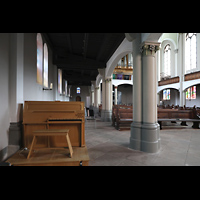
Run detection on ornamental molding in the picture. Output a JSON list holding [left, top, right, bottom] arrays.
[[140, 41, 160, 56]]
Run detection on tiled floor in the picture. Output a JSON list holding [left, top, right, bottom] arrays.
[[85, 119, 200, 166]]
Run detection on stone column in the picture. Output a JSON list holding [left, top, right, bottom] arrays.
[[114, 86, 118, 105], [130, 38, 161, 153], [99, 69, 112, 122], [97, 83, 101, 107], [104, 77, 112, 122], [140, 41, 161, 153], [91, 90, 94, 106], [91, 81, 96, 110], [130, 34, 143, 151], [94, 85, 100, 115], [179, 33, 185, 106], [98, 69, 106, 120]]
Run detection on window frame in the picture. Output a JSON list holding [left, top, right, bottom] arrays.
[[36, 33, 43, 85], [163, 44, 171, 77], [43, 43, 48, 88], [185, 33, 197, 74]]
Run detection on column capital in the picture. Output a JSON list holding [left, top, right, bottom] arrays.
[[140, 41, 160, 56], [105, 78, 112, 82]]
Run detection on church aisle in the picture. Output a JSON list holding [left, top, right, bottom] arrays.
[[85, 120, 200, 166]]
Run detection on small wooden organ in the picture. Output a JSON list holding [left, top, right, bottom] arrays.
[[6, 101, 89, 166], [23, 101, 86, 149]]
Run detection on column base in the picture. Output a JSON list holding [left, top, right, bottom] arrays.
[[130, 121, 142, 151], [101, 109, 112, 122], [130, 122, 160, 153], [93, 106, 99, 116]]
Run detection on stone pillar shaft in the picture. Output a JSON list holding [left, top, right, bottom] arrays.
[[130, 40, 161, 153]]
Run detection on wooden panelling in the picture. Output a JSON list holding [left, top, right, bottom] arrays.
[[184, 71, 200, 81], [158, 76, 179, 86]]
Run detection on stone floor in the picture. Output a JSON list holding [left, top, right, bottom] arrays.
[[85, 118, 200, 166]]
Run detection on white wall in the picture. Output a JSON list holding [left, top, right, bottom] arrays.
[[70, 85, 90, 107], [117, 84, 132, 105], [23, 33, 55, 101], [0, 33, 65, 152], [0, 34, 10, 150]]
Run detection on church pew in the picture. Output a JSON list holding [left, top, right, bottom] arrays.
[[116, 111, 133, 131], [112, 105, 132, 128], [157, 108, 200, 129]]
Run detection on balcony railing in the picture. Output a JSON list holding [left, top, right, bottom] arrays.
[[158, 76, 179, 86], [184, 71, 200, 81]]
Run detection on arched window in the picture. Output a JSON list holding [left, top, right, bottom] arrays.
[[77, 87, 81, 94], [43, 43, 48, 88], [37, 33, 43, 85], [164, 44, 171, 76], [185, 33, 197, 72]]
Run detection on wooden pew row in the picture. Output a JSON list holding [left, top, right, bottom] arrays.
[[112, 105, 132, 128], [112, 105, 200, 131], [157, 108, 200, 129], [116, 112, 133, 131]]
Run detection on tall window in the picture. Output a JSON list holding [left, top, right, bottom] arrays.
[[43, 43, 48, 88], [163, 89, 170, 100], [58, 69, 62, 94], [37, 33, 43, 85], [77, 87, 81, 94], [185, 33, 197, 72], [164, 44, 171, 76], [186, 86, 196, 100]]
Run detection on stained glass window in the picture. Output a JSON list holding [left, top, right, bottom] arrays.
[[58, 69, 62, 94], [186, 86, 196, 100], [37, 33, 43, 85], [77, 87, 81, 94], [163, 89, 170, 100], [43, 43, 48, 88]]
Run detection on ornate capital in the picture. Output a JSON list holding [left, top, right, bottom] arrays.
[[140, 42, 160, 56], [105, 78, 112, 82]]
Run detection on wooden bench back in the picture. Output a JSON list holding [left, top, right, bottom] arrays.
[[112, 105, 132, 126], [158, 109, 194, 119], [119, 112, 133, 119]]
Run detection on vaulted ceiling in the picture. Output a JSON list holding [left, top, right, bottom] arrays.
[[43, 33, 125, 86]]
